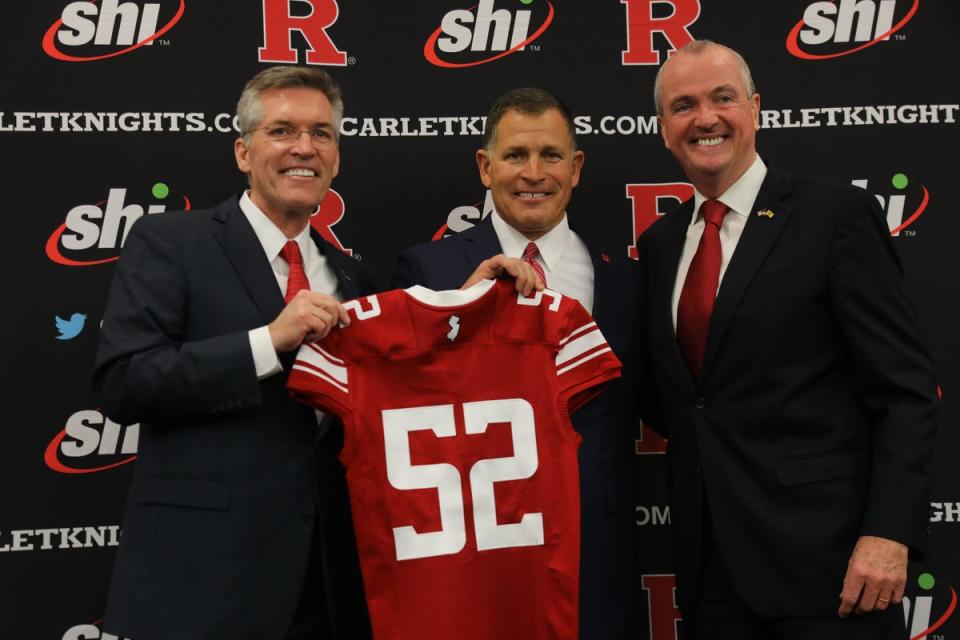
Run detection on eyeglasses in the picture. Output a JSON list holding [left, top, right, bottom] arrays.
[[248, 125, 338, 146]]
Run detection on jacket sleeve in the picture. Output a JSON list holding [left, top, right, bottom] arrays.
[[829, 187, 939, 554], [93, 217, 262, 424]]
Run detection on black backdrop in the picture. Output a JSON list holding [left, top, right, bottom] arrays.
[[3, 1, 959, 638]]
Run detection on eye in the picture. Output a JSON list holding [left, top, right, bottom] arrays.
[[267, 125, 292, 139], [716, 94, 735, 104], [310, 127, 332, 139], [671, 103, 692, 114]]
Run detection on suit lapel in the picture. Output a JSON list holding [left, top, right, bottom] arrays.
[[570, 225, 615, 328], [462, 214, 504, 271], [701, 169, 794, 376], [212, 197, 285, 325], [311, 228, 361, 300]]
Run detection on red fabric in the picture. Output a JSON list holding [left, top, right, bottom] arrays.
[[287, 280, 621, 640], [280, 240, 310, 303], [522, 241, 547, 288], [676, 200, 730, 377]]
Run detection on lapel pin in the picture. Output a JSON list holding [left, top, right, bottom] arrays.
[[601, 253, 611, 263], [756, 209, 775, 219]]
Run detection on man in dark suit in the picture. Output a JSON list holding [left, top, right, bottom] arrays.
[[637, 40, 938, 638], [94, 67, 373, 639], [395, 88, 642, 639]]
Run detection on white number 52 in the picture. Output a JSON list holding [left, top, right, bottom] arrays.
[[382, 399, 543, 561]]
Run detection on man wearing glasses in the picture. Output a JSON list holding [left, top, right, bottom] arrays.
[[94, 66, 373, 639]]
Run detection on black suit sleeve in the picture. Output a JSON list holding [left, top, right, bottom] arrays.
[[392, 248, 427, 289], [93, 217, 261, 424], [829, 188, 938, 552]]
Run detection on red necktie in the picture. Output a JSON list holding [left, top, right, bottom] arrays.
[[676, 200, 730, 378], [522, 242, 547, 288], [280, 240, 311, 303]]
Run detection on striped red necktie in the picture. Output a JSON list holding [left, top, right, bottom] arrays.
[[522, 242, 547, 288], [280, 240, 311, 303]]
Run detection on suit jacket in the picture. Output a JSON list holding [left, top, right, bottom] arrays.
[[637, 167, 938, 617], [394, 215, 642, 640], [94, 196, 375, 640]]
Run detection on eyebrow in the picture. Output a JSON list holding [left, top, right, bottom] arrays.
[[265, 118, 334, 130]]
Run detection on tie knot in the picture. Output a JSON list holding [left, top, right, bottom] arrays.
[[280, 240, 304, 266], [701, 200, 729, 228], [522, 242, 540, 261]]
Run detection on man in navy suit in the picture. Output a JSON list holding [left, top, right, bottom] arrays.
[[395, 88, 642, 639], [95, 67, 373, 639], [637, 40, 938, 639]]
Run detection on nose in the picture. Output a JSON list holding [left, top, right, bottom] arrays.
[[290, 130, 316, 155], [693, 104, 720, 129], [519, 155, 544, 181]]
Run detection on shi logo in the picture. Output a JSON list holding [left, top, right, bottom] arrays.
[[56, 313, 87, 340], [447, 316, 461, 342]]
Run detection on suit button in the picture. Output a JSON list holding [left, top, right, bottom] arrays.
[[694, 397, 706, 409]]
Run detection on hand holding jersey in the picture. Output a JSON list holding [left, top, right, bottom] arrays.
[[269, 289, 351, 351]]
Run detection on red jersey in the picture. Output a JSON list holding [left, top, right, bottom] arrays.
[[287, 279, 621, 639]]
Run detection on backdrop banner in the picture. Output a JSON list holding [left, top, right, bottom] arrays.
[[3, 2, 958, 638]]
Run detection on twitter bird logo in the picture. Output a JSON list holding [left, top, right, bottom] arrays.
[[55, 313, 87, 340]]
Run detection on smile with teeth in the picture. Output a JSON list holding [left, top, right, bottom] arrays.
[[283, 168, 317, 177], [517, 192, 549, 199], [696, 136, 726, 146]]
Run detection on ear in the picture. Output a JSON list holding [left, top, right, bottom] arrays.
[[570, 150, 585, 188], [750, 92, 761, 131], [332, 146, 340, 179], [234, 137, 251, 174], [476, 149, 492, 188]]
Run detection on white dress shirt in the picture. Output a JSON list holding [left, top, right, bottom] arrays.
[[671, 155, 768, 331], [239, 191, 341, 378], [490, 210, 595, 314]]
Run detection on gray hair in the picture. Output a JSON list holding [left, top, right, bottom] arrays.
[[483, 87, 577, 152], [653, 40, 756, 117], [236, 66, 344, 144]]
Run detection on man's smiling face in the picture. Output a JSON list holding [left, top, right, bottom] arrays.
[[657, 44, 760, 198], [477, 108, 584, 241], [234, 86, 340, 225]]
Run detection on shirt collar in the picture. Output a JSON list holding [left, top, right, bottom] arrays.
[[239, 191, 312, 262], [489, 210, 572, 273], [691, 155, 767, 224]]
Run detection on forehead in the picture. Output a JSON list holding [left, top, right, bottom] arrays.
[[660, 47, 746, 98], [493, 108, 573, 148], [258, 87, 333, 122]]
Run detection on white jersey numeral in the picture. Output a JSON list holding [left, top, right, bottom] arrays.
[[517, 289, 561, 311], [381, 399, 543, 561]]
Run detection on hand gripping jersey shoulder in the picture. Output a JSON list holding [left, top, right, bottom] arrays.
[[288, 279, 621, 640]]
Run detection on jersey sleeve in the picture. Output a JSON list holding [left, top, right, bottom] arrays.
[[555, 301, 622, 412], [287, 337, 352, 420]]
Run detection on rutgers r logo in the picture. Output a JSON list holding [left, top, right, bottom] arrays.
[[43, 0, 185, 62], [643, 574, 682, 640], [621, 0, 700, 66], [45, 183, 191, 267], [786, 0, 919, 60], [424, 0, 555, 68], [310, 188, 352, 255], [626, 182, 693, 258], [44, 410, 139, 475], [259, 0, 347, 66]]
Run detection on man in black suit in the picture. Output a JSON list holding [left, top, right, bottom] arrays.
[[395, 88, 642, 639], [637, 40, 938, 638], [94, 67, 373, 639]]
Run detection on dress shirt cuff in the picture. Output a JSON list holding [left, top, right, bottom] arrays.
[[249, 326, 282, 380]]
